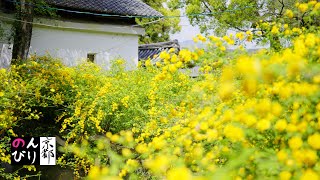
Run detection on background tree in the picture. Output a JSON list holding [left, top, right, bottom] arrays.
[[11, 0, 34, 62], [168, 0, 319, 36], [138, 0, 181, 44], [11, 0, 54, 62]]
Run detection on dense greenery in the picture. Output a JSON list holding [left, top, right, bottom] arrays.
[[1, 1, 320, 180], [138, 0, 181, 43], [169, 0, 320, 45]]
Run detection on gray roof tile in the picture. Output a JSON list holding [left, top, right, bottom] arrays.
[[47, 0, 162, 17], [139, 40, 180, 60]]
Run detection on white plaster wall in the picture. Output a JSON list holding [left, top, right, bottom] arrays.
[[30, 26, 139, 70], [0, 44, 12, 69], [0, 21, 13, 69], [0, 13, 144, 70]]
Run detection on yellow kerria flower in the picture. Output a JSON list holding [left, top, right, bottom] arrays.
[[236, 32, 245, 40], [308, 1, 317, 6], [288, 136, 303, 150], [193, 37, 199, 43], [256, 119, 271, 131], [277, 150, 288, 162], [292, 27, 302, 34], [308, 133, 320, 150], [197, 34, 206, 42], [275, 119, 287, 131], [167, 167, 192, 180], [169, 48, 175, 53], [159, 51, 170, 60], [285, 9, 294, 18], [246, 30, 253, 36], [218, 82, 234, 100], [298, 3, 308, 13], [292, 149, 318, 166], [300, 169, 319, 180], [305, 33, 316, 47], [144, 155, 169, 174], [88, 166, 101, 179], [271, 26, 280, 34], [119, 169, 127, 177], [219, 46, 226, 51], [122, 148, 132, 158], [135, 143, 147, 154], [279, 171, 292, 180], [284, 29, 292, 36], [314, 3, 320, 11], [145, 59, 152, 67], [224, 124, 244, 142]]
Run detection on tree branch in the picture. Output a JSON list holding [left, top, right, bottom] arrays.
[[277, 0, 285, 16], [201, 1, 212, 13]]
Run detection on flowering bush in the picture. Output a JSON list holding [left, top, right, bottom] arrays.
[[77, 31, 320, 180], [0, 55, 192, 179], [1, 2, 320, 179]]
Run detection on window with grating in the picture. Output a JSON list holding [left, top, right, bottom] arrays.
[[87, 53, 96, 63]]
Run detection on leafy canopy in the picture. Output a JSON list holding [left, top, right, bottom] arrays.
[[138, 0, 181, 43], [169, 0, 319, 35]]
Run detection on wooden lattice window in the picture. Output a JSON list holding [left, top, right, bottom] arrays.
[[87, 53, 96, 63]]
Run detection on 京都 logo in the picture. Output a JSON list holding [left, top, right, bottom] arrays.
[[11, 137, 56, 165]]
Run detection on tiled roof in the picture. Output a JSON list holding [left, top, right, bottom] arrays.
[[47, 0, 163, 17], [139, 40, 180, 60]]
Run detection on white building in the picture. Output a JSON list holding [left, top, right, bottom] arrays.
[[0, 0, 162, 69]]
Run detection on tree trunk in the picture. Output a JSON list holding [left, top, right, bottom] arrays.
[[11, 0, 34, 63]]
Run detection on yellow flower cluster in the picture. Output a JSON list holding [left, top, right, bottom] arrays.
[[2, 5, 320, 179], [80, 32, 320, 180]]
